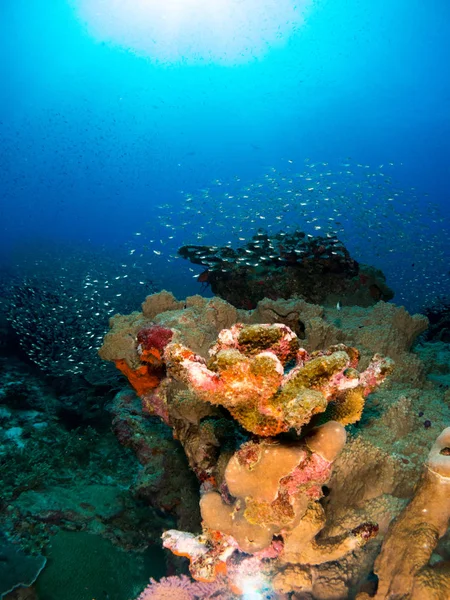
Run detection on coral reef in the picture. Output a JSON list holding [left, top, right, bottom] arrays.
[[178, 230, 393, 309], [2, 263, 447, 599], [100, 291, 445, 599]]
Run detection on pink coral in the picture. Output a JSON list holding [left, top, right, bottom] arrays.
[[137, 574, 227, 600], [280, 452, 332, 499], [141, 387, 170, 424]]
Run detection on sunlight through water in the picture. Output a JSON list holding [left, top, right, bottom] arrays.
[[72, 0, 312, 65]]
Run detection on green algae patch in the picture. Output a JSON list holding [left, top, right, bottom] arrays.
[[36, 530, 166, 600]]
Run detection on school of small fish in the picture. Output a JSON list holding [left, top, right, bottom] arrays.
[[7, 246, 157, 377], [128, 158, 450, 314], [7, 158, 449, 378]]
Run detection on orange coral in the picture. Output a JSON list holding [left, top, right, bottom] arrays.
[[114, 359, 162, 396], [111, 324, 174, 396]]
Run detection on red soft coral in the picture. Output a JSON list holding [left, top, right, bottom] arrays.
[[137, 325, 174, 354]]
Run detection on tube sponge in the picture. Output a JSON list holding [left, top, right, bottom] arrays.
[[363, 427, 450, 600], [427, 426, 450, 478]]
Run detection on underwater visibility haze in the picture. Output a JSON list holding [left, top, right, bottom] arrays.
[[1, 1, 450, 599]]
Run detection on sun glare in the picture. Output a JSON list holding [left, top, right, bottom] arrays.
[[72, 0, 311, 65]]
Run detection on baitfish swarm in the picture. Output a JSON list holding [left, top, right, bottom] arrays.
[[179, 229, 355, 272], [178, 229, 393, 309]]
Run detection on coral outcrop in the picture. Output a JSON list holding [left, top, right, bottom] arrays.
[[178, 230, 394, 309], [99, 292, 413, 598], [97, 291, 450, 599]]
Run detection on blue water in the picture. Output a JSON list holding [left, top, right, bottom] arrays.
[[2, 0, 450, 311]]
